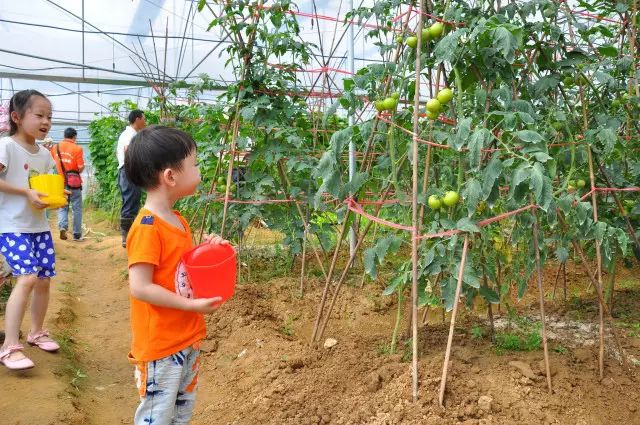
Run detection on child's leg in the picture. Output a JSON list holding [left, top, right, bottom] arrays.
[[25, 232, 59, 350], [173, 347, 200, 424], [30, 277, 51, 334], [133, 347, 197, 425], [2, 274, 39, 358]]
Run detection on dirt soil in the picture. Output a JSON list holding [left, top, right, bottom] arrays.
[[1, 212, 639, 425]]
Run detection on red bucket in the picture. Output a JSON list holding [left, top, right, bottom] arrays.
[[182, 243, 237, 301]]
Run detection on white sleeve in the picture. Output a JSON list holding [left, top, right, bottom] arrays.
[[0, 138, 9, 173]]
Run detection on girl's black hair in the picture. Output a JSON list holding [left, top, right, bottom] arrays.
[[8, 89, 49, 136], [124, 125, 197, 190]]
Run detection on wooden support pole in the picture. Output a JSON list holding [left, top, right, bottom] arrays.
[[531, 204, 553, 393], [587, 146, 605, 380], [410, 0, 425, 402], [438, 236, 470, 407]]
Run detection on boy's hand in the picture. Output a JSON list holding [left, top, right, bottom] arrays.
[[26, 189, 48, 209], [64, 189, 72, 196], [204, 233, 230, 246], [189, 297, 224, 313]]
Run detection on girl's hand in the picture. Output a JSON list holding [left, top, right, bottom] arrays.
[[204, 233, 230, 246], [26, 189, 48, 209], [189, 297, 223, 313], [64, 189, 72, 196]]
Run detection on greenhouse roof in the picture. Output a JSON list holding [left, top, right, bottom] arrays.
[[0, 0, 382, 142]]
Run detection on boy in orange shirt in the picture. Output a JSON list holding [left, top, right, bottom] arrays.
[[124, 125, 229, 424]]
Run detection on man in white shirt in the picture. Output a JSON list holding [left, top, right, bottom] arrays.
[[116, 109, 146, 247]]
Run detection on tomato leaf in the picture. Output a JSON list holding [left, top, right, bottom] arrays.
[[479, 285, 500, 304], [451, 117, 472, 151], [482, 155, 503, 199], [463, 178, 482, 216], [555, 246, 569, 263], [456, 217, 480, 233], [515, 130, 544, 144], [468, 128, 490, 169]]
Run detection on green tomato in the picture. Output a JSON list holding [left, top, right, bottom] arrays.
[[443, 191, 460, 207], [426, 109, 439, 120], [396, 35, 404, 44], [406, 36, 418, 49], [436, 88, 453, 104], [374, 100, 385, 112], [426, 98, 442, 114], [429, 22, 444, 39], [428, 195, 442, 210], [383, 97, 398, 111], [217, 184, 227, 193], [421, 28, 431, 43], [552, 122, 564, 131], [391, 92, 400, 100], [576, 179, 586, 188], [217, 176, 226, 185]]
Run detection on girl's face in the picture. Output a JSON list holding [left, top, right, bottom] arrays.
[[11, 96, 52, 142], [174, 150, 201, 197]]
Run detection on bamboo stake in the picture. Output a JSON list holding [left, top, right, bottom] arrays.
[[531, 203, 553, 393], [587, 146, 605, 380], [310, 210, 350, 343], [552, 262, 562, 300], [300, 228, 307, 296], [219, 1, 263, 238], [438, 236, 470, 408], [410, 0, 426, 403]]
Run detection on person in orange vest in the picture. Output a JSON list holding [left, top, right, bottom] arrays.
[[50, 128, 85, 241]]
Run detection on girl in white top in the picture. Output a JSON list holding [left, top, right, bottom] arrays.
[[0, 90, 61, 370]]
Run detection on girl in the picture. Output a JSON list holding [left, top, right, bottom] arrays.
[[0, 89, 60, 370]]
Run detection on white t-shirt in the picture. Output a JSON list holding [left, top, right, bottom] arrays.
[[0, 136, 56, 233], [116, 125, 138, 169]]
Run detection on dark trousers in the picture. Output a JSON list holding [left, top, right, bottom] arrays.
[[118, 167, 142, 241]]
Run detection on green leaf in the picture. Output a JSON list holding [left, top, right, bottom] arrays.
[[555, 246, 569, 263], [364, 248, 377, 279], [515, 130, 544, 144], [530, 162, 545, 202], [534, 75, 560, 95], [451, 117, 472, 151], [492, 27, 519, 63], [434, 29, 465, 63], [343, 78, 355, 91], [597, 45, 618, 57], [462, 178, 482, 216], [482, 155, 503, 198], [479, 285, 500, 303], [456, 217, 480, 233], [468, 128, 489, 169]]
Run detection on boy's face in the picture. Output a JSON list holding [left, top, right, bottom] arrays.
[[175, 150, 201, 197]]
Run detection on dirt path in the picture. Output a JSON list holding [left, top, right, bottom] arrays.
[[1, 213, 136, 425]]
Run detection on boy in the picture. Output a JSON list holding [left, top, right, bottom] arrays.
[[124, 125, 228, 425]]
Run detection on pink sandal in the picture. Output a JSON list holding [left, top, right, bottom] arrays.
[[27, 330, 60, 352], [0, 344, 35, 370]]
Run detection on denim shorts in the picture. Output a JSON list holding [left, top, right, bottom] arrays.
[[0, 232, 56, 278], [129, 345, 201, 425]]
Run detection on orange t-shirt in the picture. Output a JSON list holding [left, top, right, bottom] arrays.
[[126, 208, 206, 361], [50, 138, 84, 177]]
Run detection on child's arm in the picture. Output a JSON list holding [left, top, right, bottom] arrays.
[[129, 262, 222, 313], [0, 178, 48, 209]]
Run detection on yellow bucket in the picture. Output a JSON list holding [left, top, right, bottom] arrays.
[[29, 174, 67, 209]]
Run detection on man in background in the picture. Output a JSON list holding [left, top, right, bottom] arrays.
[[51, 127, 85, 242], [116, 110, 146, 247]]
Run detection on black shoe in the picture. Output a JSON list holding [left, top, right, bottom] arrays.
[[72, 234, 85, 242], [59, 229, 68, 240]]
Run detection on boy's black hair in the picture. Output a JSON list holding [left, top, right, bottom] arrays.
[[128, 109, 144, 124], [64, 127, 77, 139], [124, 125, 196, 190], [8, 89, 49, 136]]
